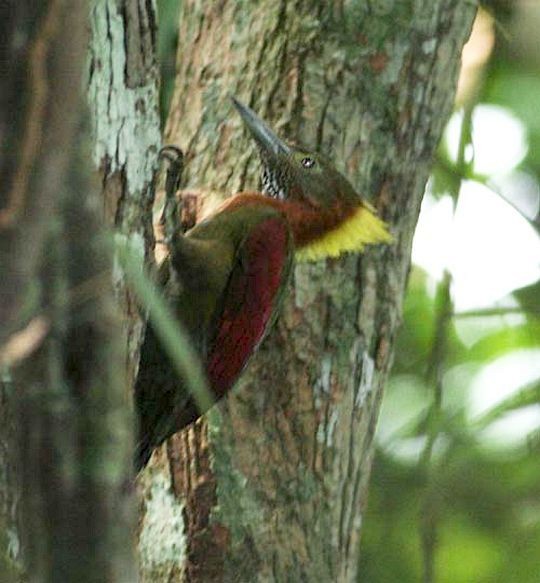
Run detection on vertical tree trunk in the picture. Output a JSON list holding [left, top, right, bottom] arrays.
[[88, 0, 162, 377], [88, 2, 165, 577], [137, 1, 476, 582], [88, 3, 164, 574], [88, 0, 164, 573], [1, 1, 139, 580], [0, 2, 94, 578]]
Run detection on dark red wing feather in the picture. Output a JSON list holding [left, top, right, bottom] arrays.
[[134, 213, 292, 470], [206, 216, 292, 396]]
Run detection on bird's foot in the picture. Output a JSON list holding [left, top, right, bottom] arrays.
[[159, 145, 184, 195]]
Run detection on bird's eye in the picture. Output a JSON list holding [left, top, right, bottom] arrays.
[[301, 157, 315, 169]]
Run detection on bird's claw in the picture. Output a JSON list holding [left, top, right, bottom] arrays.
[[159, 145, 184, 199]]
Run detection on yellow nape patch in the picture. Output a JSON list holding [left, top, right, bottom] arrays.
[[295, 204, 393, 262]]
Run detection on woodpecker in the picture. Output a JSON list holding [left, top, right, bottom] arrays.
[[134, 98, 391, 469]]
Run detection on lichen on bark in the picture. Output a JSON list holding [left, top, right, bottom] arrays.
[[88, 0, 161, 383]]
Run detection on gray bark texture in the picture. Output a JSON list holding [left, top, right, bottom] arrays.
[[136, 1, 477, 582], [1, 1, 138, 581], [88, 0, 165, 574], [88, 0, 162, 380]]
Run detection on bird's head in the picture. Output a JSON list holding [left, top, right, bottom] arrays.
[[232, 97, 361, 211], [231, 97, 392, 261]]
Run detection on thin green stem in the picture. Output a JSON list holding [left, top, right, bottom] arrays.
[[117, 239, 214, 415], [435, 155, 540, 234], [419, 103, 474, 583], [455, 306, 534, 318]]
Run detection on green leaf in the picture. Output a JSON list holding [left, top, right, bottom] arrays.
[[475, 378, 540, 428], [465, 321, 540, 362], [116, 237, 214, 414], [514, 281, 540, 316]]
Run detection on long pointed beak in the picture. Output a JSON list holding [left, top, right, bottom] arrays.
[[232, 97, 291, 158]]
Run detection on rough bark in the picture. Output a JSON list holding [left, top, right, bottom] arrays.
[[88, 0, 162, 384], [137, 1, 476, 582], [1, 1, 137, 581], [88, 2, 164, 576], [88, 0, 164, 574]]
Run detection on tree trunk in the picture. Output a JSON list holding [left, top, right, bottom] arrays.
[[88, 0, 162, 377], [1, 1, 139, 581], [138, 1, 476, 581], [88, 0, 164, 572]]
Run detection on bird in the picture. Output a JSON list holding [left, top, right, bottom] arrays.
[[134, 98, 392, 470]]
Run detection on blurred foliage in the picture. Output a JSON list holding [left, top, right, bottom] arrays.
[[361, 4, 540, 583], [116, 236, 212, 412], [156, 2, 540, 581]]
